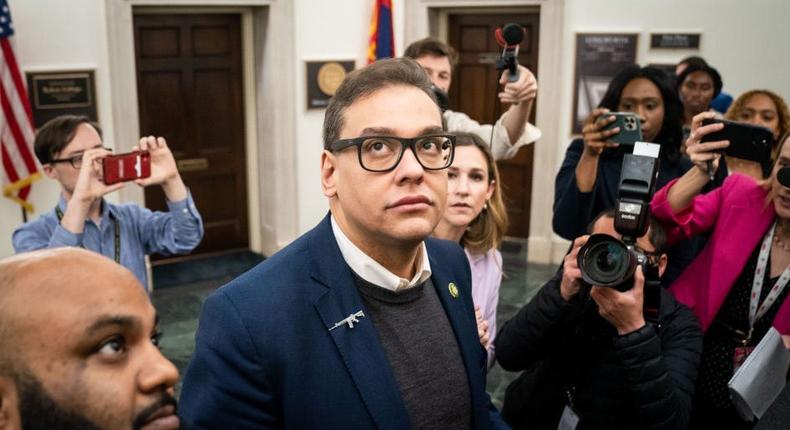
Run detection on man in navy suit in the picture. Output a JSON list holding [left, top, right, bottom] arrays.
[[179, 57, 508, 429]]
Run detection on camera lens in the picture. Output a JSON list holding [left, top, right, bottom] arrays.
[[577, 234, 636, 288]]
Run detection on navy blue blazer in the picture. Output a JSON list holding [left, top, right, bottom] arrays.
[[179, 214, 508, 429]]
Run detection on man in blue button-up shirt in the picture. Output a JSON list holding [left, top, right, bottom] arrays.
[[13, 115, 204, 288]]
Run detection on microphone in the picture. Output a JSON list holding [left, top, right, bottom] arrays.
[[494, 23, 525, 82]]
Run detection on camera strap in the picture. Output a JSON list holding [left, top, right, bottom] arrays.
[[55, 205, 121, 264], [748, 221, 790, 342], [642, 265, 662, 326]]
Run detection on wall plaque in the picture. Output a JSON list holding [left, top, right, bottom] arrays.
[[306, 60, 355, 109], [571, 34, 638, 134], [26, 70, 98, 128], [650, 33, 701, 49]]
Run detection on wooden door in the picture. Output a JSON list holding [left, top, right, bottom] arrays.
[[134, 13, 248, 258], [448, 13, 539, 238]]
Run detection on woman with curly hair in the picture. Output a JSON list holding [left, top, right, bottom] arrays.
[[722, 90, 790, 180]]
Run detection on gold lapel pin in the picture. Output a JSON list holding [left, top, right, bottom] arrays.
[[448, 282, 459, 299]]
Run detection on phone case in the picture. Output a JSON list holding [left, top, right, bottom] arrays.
[[599, 112, 643, 145], [102, 151, 151, 185], [700, 119, 774, 165]]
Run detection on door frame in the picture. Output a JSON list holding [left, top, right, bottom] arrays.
[[105, 0, 299, 257], [446, 11, 539, 238], [404, 0, 567, 264]]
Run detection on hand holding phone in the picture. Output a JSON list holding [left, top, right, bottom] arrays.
[[102, 151, 151, 185], [582, 108, 622, 157], [700, 118, 774, 166], [598, 112, 643, 145], [685, 113, 728, 181]]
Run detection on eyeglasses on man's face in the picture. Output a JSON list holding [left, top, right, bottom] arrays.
[[50, 147, 112, 169], [329, 134, 456, 172]]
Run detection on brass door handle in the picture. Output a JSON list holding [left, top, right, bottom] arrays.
[[177, 158, 209, 172]]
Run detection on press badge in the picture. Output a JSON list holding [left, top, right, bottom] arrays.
[[557, 405, 580, 430]]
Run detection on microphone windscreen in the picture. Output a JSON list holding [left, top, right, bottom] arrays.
[[777, 166, 790, 188], [494, 28, 507, 47], [502, 23, 524, 45]]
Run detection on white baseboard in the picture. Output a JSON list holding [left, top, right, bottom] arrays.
[[527, 235, 571, 265]]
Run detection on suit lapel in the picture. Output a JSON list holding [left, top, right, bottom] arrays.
[[309, 215, 410, 430], [426, 239, 487, 429]]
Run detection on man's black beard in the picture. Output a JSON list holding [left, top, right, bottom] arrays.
[[16, 371, 102, 430], [16, 370, 179, 430]]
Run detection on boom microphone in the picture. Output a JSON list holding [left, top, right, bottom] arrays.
[[494, 23, 525, 82], [501, 23, 525, 46]]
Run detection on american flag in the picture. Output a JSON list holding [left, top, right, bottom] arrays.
[[367, 0, 395, 64], [1, 0, 39, 213]]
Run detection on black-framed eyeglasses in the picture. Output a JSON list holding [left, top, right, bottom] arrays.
[[50, 147, 112, 169], [329, 134, 456, 172]]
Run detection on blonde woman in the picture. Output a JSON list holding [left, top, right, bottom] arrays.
[[434, 132, 509, 366]]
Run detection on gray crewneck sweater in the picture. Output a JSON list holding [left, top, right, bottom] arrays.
[[354, 273, 472, 430]]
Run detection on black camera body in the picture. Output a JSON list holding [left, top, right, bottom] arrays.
[[578, 153, 660, 291], [431, 85, 449, 113], [577, 234, 653, 292]]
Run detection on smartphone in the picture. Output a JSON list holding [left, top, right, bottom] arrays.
[[102, 151, 151, 185], [700, 118, 774, 165], [598, 112, 643, 145]]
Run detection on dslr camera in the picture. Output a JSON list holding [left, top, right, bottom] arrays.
[[577, 152, 660, 292]]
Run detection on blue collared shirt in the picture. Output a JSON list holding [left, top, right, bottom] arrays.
[[12, 193, 204, 288]]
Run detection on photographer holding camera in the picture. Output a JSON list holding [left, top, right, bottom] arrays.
[[12, 115, 204, 288], [495, 208, 702, 429]]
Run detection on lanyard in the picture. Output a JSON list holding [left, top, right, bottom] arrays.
[[749, 221, 790, 341], [55, 206, 121, 264]]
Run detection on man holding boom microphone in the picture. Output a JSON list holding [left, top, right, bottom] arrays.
[[495, 148, 703, 430], [404, 23, 541, 161]]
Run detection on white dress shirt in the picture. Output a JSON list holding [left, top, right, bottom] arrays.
[[331, 216, 432, 291]]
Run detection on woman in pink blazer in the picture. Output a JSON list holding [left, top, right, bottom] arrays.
[[652, 111, 790, 429]]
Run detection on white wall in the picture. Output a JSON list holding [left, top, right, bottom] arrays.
[[292, 0, 406, 232], [555, 0, 790, 168], [0, 0, 114, 258]]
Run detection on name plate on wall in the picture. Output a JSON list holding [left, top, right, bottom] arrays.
[[650, 33, 701, 49], [26, 70, 98, 128], [306, 61, 355, 109]]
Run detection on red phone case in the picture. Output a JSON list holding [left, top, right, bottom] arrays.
[[102, 151, 151, 185]]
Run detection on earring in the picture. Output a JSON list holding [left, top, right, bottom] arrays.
[[483, 202, 488, 211]]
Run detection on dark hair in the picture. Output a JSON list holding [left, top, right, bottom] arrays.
[[403, 37, 458, 67], [676, 63, 723, 99], [588, 208, 668, 254], [598, 65, 683, 164], [34, 115, 102, 164], [323, 57, 437, 149], [677, 56, 708, 69]]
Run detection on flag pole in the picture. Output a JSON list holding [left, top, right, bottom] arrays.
[[21, 206, 27, 223]]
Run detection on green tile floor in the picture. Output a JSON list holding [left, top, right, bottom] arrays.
[[151, 240, 557, 407]]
